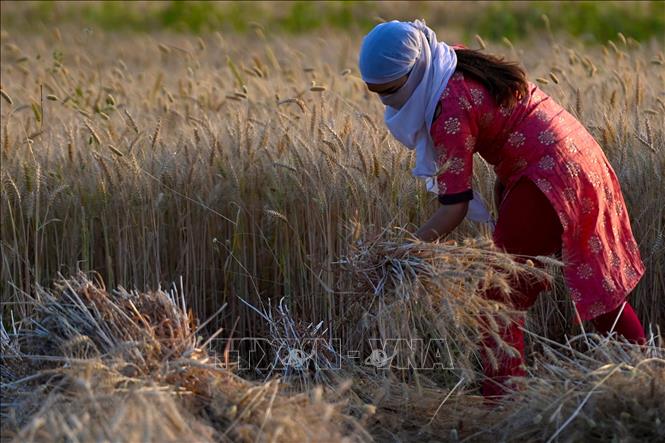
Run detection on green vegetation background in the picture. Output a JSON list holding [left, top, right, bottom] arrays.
[[2, 1, 664, 43]]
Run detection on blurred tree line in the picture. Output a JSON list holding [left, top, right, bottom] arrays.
[[1, 1, 663, 43]]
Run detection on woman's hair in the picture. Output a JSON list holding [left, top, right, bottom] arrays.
[[454, 48, 529, 108]]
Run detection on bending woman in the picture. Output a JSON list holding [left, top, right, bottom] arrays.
[[357, 20, 646, 399]]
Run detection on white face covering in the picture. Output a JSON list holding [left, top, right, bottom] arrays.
[[378, 60, 426, 109]]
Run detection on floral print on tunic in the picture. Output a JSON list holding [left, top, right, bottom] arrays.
[[429, 75, 645, 321]]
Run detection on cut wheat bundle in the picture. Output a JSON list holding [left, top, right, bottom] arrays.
[[336, 229, 560, 381], [479, 332, 665, 442], [360, 332, 665, 442], [0, 273, 370, 443]]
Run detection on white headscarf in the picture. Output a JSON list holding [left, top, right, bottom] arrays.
[[359, 20, 494, 225], [359, 19, 457, 180]]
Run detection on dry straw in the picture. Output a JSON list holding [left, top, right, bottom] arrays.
[[485, 333, 665, 442], [337, 229, 556, 380], [0, 273, 370, 443]]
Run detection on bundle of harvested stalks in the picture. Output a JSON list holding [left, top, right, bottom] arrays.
[[239, 296, 346, 391], [0, 273, 370, 443], [358, 333, 665, 443], [337, 230, 559, 381], [477, 332, 665, 442], [236, 295, 432, 422]]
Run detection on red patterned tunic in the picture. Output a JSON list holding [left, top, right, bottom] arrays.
[[430, 71, 645, 321]]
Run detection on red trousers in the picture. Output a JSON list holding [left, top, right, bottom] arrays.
[[480, 177, 646, 398]]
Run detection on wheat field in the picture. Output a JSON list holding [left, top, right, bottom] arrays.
[[1, 12, 664, 443]]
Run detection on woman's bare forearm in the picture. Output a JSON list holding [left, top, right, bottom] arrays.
[[414, 201, 469, 242]]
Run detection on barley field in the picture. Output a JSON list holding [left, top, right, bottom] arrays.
[[1, 2, 664, 442]]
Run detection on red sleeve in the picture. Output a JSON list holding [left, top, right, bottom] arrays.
[[429, 76, 477, 205]]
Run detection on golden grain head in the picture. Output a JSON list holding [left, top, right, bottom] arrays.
[[0, 89, 12, 105], [475, 34, 487, 50]]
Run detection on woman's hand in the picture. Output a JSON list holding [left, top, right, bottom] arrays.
[[414, 201, 469, 242]]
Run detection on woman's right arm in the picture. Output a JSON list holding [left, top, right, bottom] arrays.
[[415, 200, 469, 242]]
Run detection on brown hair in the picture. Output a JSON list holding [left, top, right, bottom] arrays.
[[454, 48, 529, 108]]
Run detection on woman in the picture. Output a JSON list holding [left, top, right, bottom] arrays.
[[358, 20, 646, 399]]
